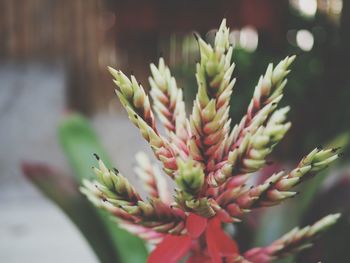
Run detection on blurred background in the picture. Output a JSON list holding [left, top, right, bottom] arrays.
[[1, 0, 350, 262]]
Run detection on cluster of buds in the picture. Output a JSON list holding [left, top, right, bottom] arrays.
[[81, 19, 340, 263]]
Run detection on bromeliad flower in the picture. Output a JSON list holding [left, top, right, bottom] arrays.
[[81, 19, 340, 263]]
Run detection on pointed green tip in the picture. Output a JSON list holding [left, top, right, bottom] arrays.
[[287, 55, 297, 66], [220, 18, 227, 28], [107, 66, 119, 79], [318, 213, 341, 229]]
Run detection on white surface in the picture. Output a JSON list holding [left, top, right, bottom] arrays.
[[0, 199, 97, 263], [0, 63, 96, 263]]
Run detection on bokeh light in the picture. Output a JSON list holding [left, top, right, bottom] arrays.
[[296, 29, 314, 51]]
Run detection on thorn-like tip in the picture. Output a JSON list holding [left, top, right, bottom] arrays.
[[93, 153, 100, 160], [332, 147, 341, 153]]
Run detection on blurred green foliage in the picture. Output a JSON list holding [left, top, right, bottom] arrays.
[[25, 114, 148, 263], [58, 114, 148, 263]]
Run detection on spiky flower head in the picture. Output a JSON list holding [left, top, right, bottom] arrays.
[[81, 19, 340, 263]]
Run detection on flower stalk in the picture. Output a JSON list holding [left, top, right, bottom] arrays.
[[81, 19, 340, 263]]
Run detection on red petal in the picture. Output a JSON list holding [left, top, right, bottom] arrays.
[[186, 213, 208, 239], [212, 217, 239, 256], [186, 252, 212, 263], [215, 228, 239, 256], [147, 235, 192, 263], [206, 220, 222, 263], [206, 217, 239, 263]]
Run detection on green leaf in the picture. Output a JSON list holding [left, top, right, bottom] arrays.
[[58, 113, 148, 263]]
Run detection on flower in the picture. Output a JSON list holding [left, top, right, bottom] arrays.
[[81, 19, 340, 263]]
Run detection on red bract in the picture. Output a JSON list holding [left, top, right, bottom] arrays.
[[148, 213, 238, 263]]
